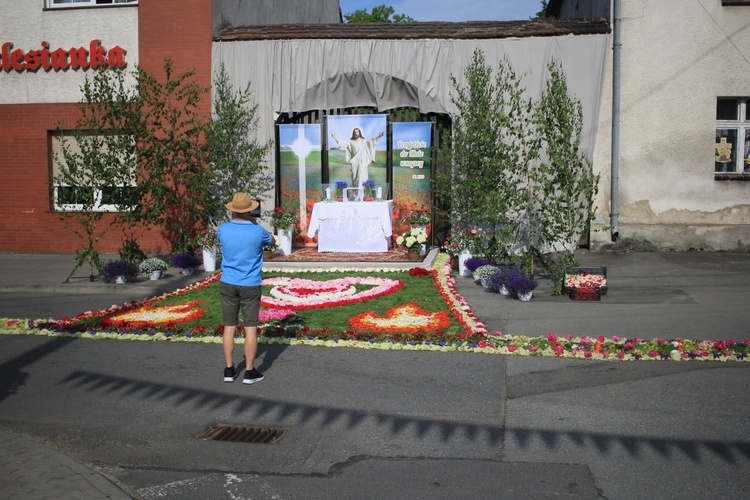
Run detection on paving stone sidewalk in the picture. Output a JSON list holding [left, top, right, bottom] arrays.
[[0, 430, 136, 500]]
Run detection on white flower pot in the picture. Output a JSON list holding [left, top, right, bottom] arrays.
[[202, 246, 217, 272], [458, 250, 472, 276], [278, 226, 293, 256], [499, 285, 510, 296], [149, 270, 162, 280], [518, 291, 533, 302], [115, 275, 127, 284], [181, 268, 194, 276]]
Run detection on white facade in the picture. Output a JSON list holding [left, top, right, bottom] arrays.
[[589, 0, 750, 250], [1, 0, 138, 104]]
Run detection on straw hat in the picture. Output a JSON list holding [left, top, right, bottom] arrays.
[[225, 192, 259, 213]]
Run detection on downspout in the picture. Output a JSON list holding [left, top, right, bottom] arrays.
[[610, 0, 621, 241]]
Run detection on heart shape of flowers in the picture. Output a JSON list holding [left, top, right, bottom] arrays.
[[262, 277, 403, 310], [102, 301, 206, 328], [349, 302, 450, 333]]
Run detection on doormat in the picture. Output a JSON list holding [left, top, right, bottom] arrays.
[[269, 246, 416, 263]]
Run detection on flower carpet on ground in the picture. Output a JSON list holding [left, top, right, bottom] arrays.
[[0, 254, 748, 362]]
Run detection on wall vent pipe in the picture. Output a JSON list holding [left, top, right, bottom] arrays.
[[610, 0, 621, 242]]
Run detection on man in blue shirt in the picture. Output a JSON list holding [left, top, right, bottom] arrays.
[[218, 192, 273, 384]]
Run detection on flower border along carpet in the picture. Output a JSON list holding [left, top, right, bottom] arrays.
[[0, 254, 748, 361]]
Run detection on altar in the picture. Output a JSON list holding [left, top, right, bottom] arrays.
[[307, 200, 393, 252]]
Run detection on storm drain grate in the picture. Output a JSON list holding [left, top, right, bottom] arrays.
[[198, 423, 289, 444]]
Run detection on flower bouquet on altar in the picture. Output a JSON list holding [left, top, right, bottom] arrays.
[[335, 180, 348, 201], [362, 179, 376, 201]]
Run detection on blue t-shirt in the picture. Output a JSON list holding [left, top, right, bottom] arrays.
[[217, 220, 272, 286]]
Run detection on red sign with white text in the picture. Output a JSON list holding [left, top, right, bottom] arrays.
[[1, 39, 126, 72]]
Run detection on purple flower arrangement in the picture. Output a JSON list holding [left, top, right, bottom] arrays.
[[171, 252, 201, 270], [102, 260, 139, 281], [464, 256, 491, 272]]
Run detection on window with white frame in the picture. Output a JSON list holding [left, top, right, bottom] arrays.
[[51, 131, 137, 212], [47, 0, 137, 8], [715, 97, 750, 178]]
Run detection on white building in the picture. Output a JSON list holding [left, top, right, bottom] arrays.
[[549, 0, 750, 251]]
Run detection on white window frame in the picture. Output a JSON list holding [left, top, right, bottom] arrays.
[[715, 97, 750, 179], [51, 131, 137, 212], [47, 0, 137, 9]]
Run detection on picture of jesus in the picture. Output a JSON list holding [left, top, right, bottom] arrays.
[[331, 127, 385, 188]]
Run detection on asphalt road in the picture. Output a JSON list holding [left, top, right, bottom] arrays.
[[1, 250, 749, 499]]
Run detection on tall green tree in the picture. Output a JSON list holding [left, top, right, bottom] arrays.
[[344, 5, 415, 23], [206, 63, 272, 228], [134, 59, 213, 254], [438, 50, 532, 262], [54, 68, 141, 281], [533, 0, 551, 19], [531, 61, 599, 288], [439, 50, 599, 290]]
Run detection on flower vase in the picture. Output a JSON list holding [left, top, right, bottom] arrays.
[[407, 250, 421, 262], [413, 225, 428, 256], [278, 226, 293, 256], [518, 291, 533, 302], [149, 270, 162, 280], [458, 250, 473, 276], [202, 246, 217, 272]]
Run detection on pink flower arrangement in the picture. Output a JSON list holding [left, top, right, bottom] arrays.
[[261, 276, 403, 310]]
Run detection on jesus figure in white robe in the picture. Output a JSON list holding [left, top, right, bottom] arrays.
[[331, 127, 384, 188]]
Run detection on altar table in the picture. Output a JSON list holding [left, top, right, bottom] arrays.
[[307, 200, 393, 252]]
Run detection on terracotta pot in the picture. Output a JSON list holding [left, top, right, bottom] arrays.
[[407, 250, 421, 262], [450, 256, 459, 270], [263, 250, 273, 260]]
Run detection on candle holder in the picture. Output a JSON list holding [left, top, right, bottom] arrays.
[[376, 183, 389, 201]]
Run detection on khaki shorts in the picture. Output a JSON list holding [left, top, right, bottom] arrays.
[[219, 282, 261, 327]]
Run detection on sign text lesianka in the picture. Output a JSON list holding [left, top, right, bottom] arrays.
[[1, 39, 126, 72]]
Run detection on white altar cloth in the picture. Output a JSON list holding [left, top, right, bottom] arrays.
[[307, 201, 393, 252]]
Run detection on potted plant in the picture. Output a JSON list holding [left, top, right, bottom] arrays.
[[450, 226, 485, 276], [171, 252, 201, 275], [195, 226, 219, 270], [473, 264, 499, 288], [102, 259, 139, 284], [465, 256, 491, 274], [506, 271, 538, 301], [139, 257, 168, 280], [405, 207, 431, 228], [487, 266, 516, 295], [442, 235, 461, 270], [396, 227, 427, 261], [270, 207, 299, 256]]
